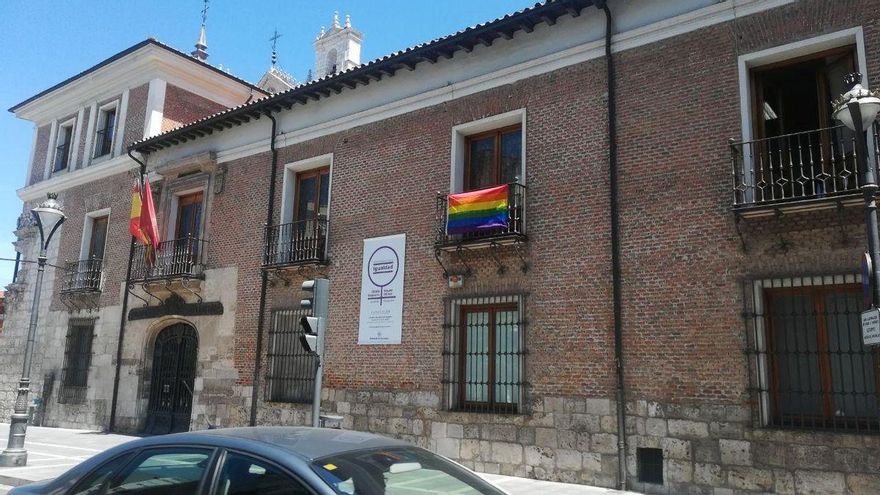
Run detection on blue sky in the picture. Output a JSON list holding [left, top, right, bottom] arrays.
[[0, 0, 534, 286]]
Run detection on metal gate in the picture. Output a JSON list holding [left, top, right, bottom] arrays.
[[144, 323, 198, 435]]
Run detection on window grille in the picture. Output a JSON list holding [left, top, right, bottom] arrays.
[[58, 319, 95, 404], [266, 308, 317, 403], [442, 293, 527, 414], [743, 274, 880, 433]]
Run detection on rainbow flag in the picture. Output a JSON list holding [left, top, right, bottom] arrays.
[[446, 184, 509, 235]]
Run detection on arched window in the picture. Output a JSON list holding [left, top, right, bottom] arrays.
[[325, 48, 338, 75]]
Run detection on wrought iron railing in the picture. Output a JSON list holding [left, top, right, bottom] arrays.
[[263, 219, 328, 268], [731, 124, 880, 207], [131, 236, 207, 281], [54, 143, 71, 172], [61, 259, 103, 293], [435, 182, 527, 247], [94, 128, 113, 158]]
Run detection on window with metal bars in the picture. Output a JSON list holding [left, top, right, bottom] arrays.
[[442, 293, 526, 414], [744, 275, 880, 432], [58, 319, 95, 404], [266, 308, 318, 403]]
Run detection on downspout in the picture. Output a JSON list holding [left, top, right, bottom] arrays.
[[108, 149, 146, 432], [249, 111, 279, 426], [595, 1, 627, 490]]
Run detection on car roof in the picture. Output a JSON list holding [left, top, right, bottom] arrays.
[[138, 427, 412, 461]]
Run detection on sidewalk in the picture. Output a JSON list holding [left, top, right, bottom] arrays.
[[0, 424, 637, 495]]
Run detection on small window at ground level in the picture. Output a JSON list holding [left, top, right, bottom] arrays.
[[465, 125, 521, 191], [637, 448, 663, 485]]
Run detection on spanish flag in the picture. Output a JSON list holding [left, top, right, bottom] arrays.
[[129, 179, 161, 262]]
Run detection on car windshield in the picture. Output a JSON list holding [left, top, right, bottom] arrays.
[[311, 446, 506, 495]]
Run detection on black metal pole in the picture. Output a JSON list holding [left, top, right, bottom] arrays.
[[109, 151, 147, 432], [596, 1, 627, 490], [250, 112, 279, 426], [0, 251, 46, 466], [850, 101, 880, 308]]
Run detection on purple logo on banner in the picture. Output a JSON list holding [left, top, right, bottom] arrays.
[[367, 246, 399, 306]]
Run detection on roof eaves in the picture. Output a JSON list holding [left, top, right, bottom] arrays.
[[9, 39, 265, 114], [132, 0, 594, 153]]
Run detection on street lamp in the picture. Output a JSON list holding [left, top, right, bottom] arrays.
[[833, 72, 880, 308], [0, 194, 65, 467]]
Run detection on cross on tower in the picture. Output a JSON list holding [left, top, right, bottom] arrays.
[[270, 29, 282, 66], [200, 0, 209, 25]]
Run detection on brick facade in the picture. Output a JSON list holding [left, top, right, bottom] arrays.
[[161, 84, 228, 133], [5, 1, 880, 493]]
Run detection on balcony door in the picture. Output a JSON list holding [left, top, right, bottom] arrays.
[[750, 47, 857, 201], [175, 192, 203, 241], [294, 168, 329, 225], [87, 215, 108, 261], [464, 125, 521, 192]]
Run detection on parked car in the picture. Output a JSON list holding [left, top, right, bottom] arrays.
[[10, 426, 508, 495]]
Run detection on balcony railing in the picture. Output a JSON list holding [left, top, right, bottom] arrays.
[[263, 219, 328, 268], [54, 143, 71, 172], [435, 182, 527, 248], [94, 128, 113, 158], [730, 124, 880, 208], [131, 236, 207, 281], [60, 259, 103, 294]]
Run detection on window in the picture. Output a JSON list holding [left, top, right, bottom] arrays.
[[637, 448, 664, 485], [54, 123, 74, 172], [214, 452, 310, 495], [326, 49, 338, 76], [95, 106, 117, 158], [175, 191, 204, 240], [294, 168, 329, 224], [70, 453, 134, 495], [106, 448, 212, 494], [746, 276, 880, 432], [442, 294, 525, 413], [266, 308, 318, 403], [751, 46, 855, 140], [465, 126, 521, 191], [59, 319, 95, 404], [87, 215, 109, 261]]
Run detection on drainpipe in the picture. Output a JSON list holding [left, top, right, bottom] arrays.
[[595, 1, 627, 490], [249, 111, 279, 426], [108, 150, 146, 432]]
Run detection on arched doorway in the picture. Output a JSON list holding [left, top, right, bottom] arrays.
[[144, 323, 198, 435]]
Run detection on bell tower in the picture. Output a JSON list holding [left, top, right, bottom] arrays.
[[313, 12, 363, 79]]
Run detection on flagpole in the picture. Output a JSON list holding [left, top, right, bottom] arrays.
[[109, 151, 146, 432]]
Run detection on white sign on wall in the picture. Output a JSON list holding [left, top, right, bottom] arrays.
[[862, 308, 880, 346], [358, 234, 406, 345]]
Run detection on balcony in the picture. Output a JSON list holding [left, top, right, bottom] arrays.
[[60, 259, 103, 294], [263, 219, 328, 269], [435, 182, 527, 250], [131, 237, 207, 282], [730, 124, 879, 217]]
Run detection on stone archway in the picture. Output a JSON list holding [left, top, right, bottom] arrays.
[[143, 322, 198, 435]]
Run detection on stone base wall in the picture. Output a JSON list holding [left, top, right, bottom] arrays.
[[256, 388, 880, 495]]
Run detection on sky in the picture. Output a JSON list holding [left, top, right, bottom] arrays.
[[0, 0, 535, 286]]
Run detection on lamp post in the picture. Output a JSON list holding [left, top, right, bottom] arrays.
[[833, 72, 880, 308], [0, 194, 65, 467]]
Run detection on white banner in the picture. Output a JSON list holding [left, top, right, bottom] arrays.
[[358, 234, 405, 344]]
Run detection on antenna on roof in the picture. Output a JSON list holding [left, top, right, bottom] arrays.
[[192, 0, 209, 61], [270, 28, 282, 67]]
